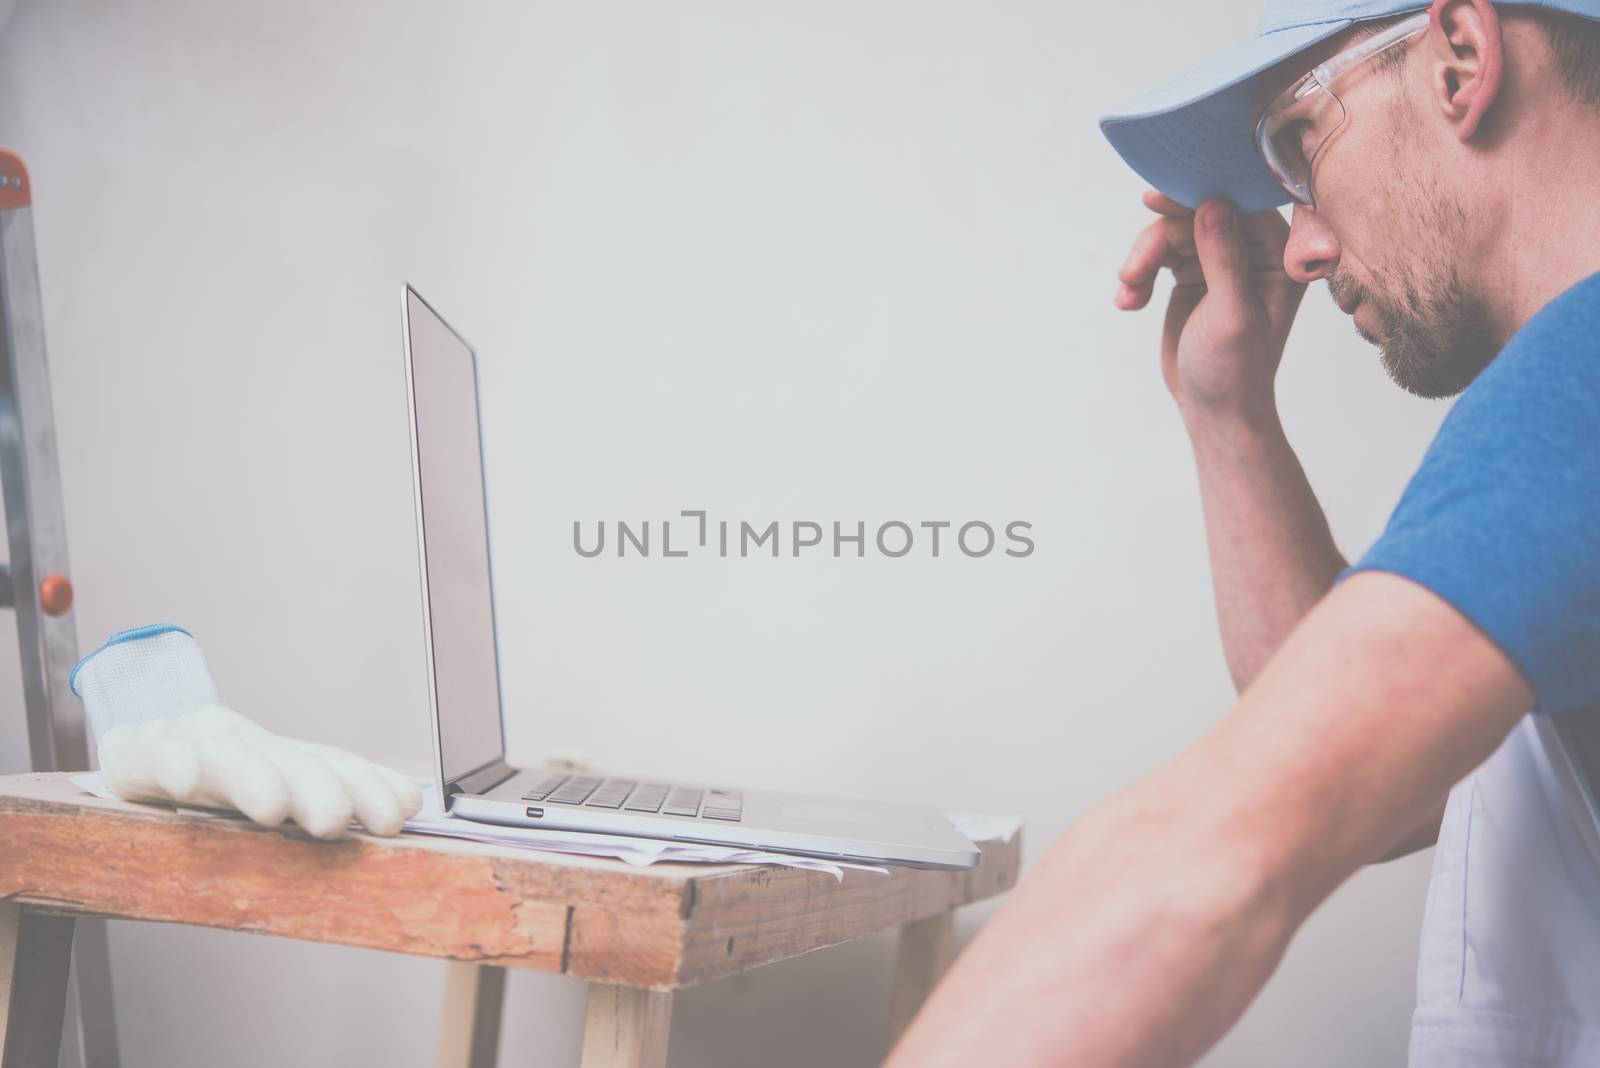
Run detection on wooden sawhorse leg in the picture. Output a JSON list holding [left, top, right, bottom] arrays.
[[0, 900, 77, 1068], [580, 983, 673, 1068], [438, 969, 673, 1068], [438, 962, 507, 1068], [890, 909, 955, 1040], [440, 909, 952, 1067]]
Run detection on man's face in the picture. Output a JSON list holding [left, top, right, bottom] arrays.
[[1251, 26, 1498, 399]]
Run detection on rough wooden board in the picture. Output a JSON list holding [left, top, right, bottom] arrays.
[[673, 836, 1020, 987], [0, 773, 1022, 989]]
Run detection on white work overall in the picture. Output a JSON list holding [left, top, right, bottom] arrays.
[[1409, 714, 1600, 1066]]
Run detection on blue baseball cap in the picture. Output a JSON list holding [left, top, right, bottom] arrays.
[[1100, 0, 1600, 212]]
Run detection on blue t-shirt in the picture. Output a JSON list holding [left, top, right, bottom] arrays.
[[1346, 271, 1600, 717]]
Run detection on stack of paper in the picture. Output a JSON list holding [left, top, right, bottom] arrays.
[[402, 799, 891, 878], [70, 772, 1019, 882]]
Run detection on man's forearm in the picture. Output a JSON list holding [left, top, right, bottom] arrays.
[[886, 574, 1532, 1068], [1183, 402, 1346, 690], [1185, 403, 1445, 860]]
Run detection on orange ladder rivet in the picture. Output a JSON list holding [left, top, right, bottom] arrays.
[[39, 573, 72, 616]]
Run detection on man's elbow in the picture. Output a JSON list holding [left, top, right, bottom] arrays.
[[1040, 798, 1303, 1058], [1077, 791, 1301, 969], [1372, 794, 1447, 863]]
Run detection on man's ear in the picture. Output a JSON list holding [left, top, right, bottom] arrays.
[[1427, 0, 1503, 141]]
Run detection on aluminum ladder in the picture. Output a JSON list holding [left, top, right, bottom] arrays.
[[0, 148, 119, 1068]]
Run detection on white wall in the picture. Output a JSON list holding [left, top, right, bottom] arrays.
[[0, 1, 1448, 1064]]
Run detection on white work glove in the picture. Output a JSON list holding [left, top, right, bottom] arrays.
[[73, 625, 421, 839], [98, 705, 422, 839]]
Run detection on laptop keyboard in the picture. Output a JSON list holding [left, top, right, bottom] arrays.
[[522, 773, 744, 821]]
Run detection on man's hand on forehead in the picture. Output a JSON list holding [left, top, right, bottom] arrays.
[[1115, 190, 1289, 311], [1115, 189, 1305, 417]]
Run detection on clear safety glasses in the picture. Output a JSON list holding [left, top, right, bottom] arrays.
[[1254, 11, 1430, 209]]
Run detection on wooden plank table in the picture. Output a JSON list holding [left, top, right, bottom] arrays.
[[0, 773, 1020, 1067]]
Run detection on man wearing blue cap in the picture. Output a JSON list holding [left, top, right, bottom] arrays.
[[889, 0, 1600, 1065]]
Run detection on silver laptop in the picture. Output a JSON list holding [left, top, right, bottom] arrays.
[[400, 285, 979, 870]]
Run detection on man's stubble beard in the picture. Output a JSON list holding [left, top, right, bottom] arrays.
[[1328, 172, 1499, 400]]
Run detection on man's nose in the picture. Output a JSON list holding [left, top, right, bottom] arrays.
[[1284, 206, 1340, 283]]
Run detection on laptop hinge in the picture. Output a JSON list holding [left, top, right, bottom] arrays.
[[451, 758, 517, 798]]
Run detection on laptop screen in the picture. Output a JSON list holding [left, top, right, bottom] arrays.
[[402, 287, 506, 786]]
